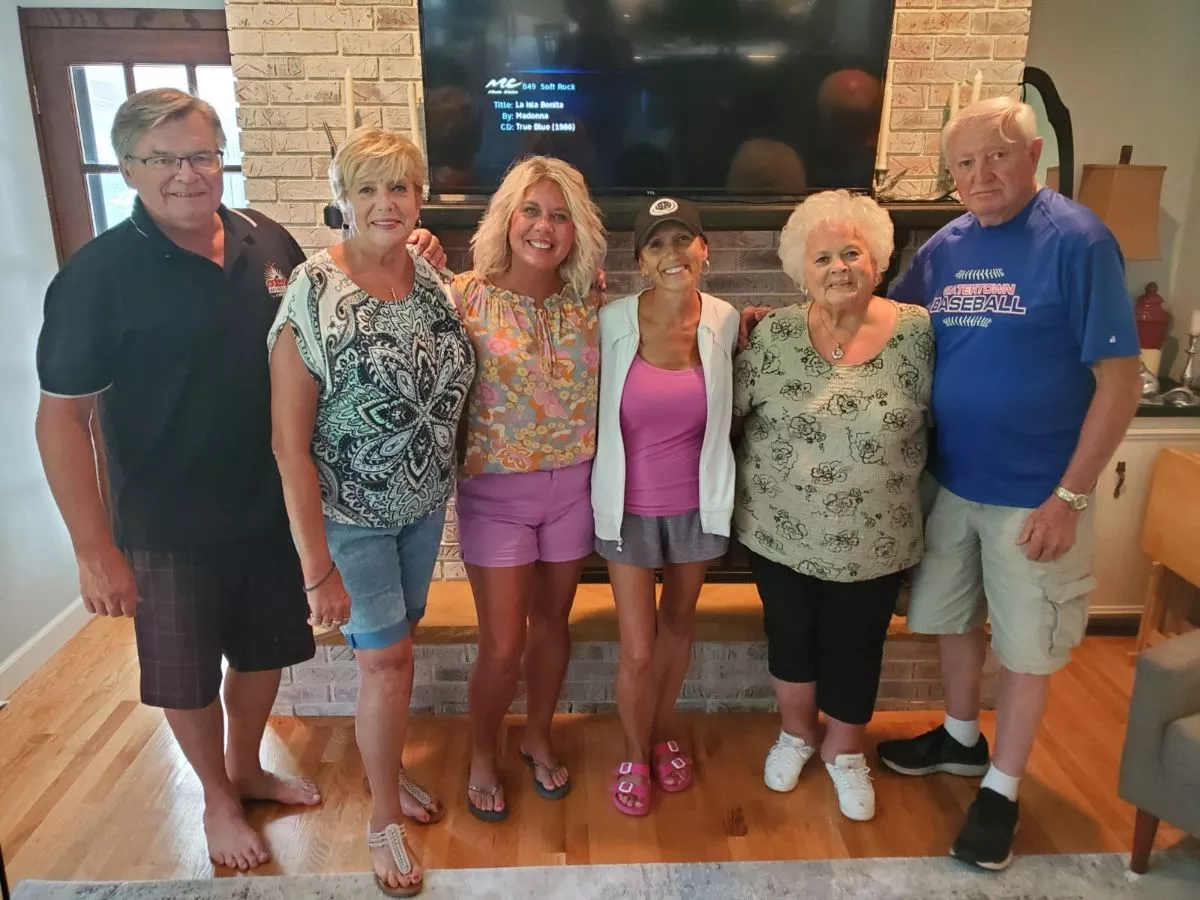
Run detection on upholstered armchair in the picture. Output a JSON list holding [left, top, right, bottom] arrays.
[[1118, 629, 1200, 872]]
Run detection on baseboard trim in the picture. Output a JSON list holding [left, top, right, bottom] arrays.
[[0, 598, 92, 700], [1086, 613, 1140, 636]]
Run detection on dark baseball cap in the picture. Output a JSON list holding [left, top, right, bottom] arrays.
[[633, 196, 705, 257]]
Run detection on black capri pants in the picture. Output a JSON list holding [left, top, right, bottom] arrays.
[[748, 551, 905, 725]]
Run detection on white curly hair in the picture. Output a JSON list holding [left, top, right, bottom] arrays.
[[777, 190, 894, 293]]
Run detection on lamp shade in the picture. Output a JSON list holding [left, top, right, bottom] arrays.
[[1076, 163, 1166, 260]]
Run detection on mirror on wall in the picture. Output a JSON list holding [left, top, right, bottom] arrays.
[[1022, 66, 1074, 198]]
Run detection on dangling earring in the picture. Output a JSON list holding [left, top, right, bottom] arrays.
[[702, 259, 711, 275], [415, 216, 423, 229]]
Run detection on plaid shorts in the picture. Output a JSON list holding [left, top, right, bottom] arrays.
[[126, 529, 316, 710]]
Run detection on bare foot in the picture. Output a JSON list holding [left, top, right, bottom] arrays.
[[369, 816, 423, 893], [399, 771, 443, 823], [231, 767, 322, 806], [467, 753, 505, 815], [204, 798, 270, 871], [519, 738, 570, 792]]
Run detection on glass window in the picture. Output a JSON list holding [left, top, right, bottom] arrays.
[[85, 172, 137, 234], [196, 65, 241, 163], [70, 65, 125, 165], [132, 64, 189, 94]]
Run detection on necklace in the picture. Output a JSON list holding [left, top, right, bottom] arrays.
[[814, 307, 860, 361]]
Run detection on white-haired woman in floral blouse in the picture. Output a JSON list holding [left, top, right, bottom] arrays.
[[733, 189, 933, 823]]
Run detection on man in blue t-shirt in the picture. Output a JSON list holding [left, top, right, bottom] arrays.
[[876, 98, 1141, 871]]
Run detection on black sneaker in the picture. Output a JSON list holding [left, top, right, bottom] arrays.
[[951, 787, 1019, 871], [877, 725, 990, 777]]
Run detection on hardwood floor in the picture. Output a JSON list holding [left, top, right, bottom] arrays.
[[0, 617, 1182, 885]]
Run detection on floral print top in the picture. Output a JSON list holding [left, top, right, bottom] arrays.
[[450, 271, 600, 476], [269, 248, 475, 528], [732, 301, 934, 582]]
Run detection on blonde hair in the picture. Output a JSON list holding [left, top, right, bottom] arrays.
[[470, 156, 606, 298], [112, 88, 225, 162], [942, 97, 1038, 157], [778, 190, 893, 293], [329, 126, 426, 212]]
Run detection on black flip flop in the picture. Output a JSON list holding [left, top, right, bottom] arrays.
[[466, 784, 509, 822], [520, 752, 572, 800]]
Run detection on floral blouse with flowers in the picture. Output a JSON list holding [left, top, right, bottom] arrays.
[[450, 271, 600, 476], [732, 301, 933, 582]]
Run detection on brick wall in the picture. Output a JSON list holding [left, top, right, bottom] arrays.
[[225, 0, 1031, 578], [275, 636, 1001, 716], [227, 0, 1032, 243]]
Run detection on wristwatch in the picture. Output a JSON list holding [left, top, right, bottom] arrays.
[[1053, 485, 1089, 511]]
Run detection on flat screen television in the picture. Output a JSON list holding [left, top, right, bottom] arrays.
[[418, 0, 896, 198]]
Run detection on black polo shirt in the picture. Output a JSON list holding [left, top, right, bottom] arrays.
[[37, 200, 306, 551]]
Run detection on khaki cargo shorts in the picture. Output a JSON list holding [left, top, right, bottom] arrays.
[[906, 478, 1095, 675]]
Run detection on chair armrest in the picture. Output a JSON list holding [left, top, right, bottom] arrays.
[[1121, 630, 1200, 795]]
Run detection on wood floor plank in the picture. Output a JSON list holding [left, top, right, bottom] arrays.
[[0, 617, 1187, 887]]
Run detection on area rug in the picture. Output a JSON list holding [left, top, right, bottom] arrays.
[[13, 851, 1200, 899]]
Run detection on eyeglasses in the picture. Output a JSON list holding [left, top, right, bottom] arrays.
[[124, 151, 225, 174]]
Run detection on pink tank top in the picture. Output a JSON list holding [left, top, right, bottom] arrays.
[[620, 355, 707, 516]]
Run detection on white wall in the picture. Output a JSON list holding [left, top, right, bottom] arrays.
[[1027, 0, 1200, 368], [0, 0, 223, 695], [0, 0, 84, 693]]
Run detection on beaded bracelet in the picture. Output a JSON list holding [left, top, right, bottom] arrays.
[[303, 561, 337, 593]]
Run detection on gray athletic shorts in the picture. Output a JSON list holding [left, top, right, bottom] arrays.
[[595, 510, 729, 568]]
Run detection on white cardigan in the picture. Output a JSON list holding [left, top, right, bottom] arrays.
[[591, 291, 740, 543]]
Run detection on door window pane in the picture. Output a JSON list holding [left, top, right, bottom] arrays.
[[85, 172, 136, 234], [196, 66, 241, 163], [132, 64, 188, 94], [224, 172, 248, 209], [70, 65, 126, 165]]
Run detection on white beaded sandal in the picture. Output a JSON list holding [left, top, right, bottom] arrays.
[[366, 822, 423, 897]]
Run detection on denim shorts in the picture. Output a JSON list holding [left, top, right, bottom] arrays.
[[324, 507, 447, 650]]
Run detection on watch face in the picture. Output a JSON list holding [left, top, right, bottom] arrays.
[[1072, 495, 1088, 510]]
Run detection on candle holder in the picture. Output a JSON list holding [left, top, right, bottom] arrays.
[[873, 166, 907, 202], [1161, 333, 1200, 407]]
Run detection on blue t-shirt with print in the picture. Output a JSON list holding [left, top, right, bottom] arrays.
[[888, 188, 1138, 508]]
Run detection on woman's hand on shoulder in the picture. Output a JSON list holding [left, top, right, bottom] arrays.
[[407, 228, 449, 272], [737, 305, 774, 351], [592, 269, 608, 305]]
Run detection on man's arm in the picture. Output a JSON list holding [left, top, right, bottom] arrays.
[[1017, 356, 1142, 562], [35, 394, 137, 616]]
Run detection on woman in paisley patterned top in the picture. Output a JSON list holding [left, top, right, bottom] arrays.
[[269, 128, 475, 896], [733, 190, 933, 824], [451, 157, 606, 823]]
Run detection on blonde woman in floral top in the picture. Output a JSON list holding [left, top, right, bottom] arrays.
[[734, 190, 933, 824], [452, 156, 606, 822]]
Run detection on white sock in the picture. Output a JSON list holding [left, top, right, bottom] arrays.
[[943, 714, 980, 748], [981, 765, 1020, 802]]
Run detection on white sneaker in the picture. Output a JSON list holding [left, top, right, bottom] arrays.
[[825, 753, 875, 821], [763, 731, 817, 793]]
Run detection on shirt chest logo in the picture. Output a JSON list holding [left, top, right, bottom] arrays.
[[927, 265, 1027, 326], [263, 263, 289, 300]]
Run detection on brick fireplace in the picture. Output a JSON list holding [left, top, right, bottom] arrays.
[[223, 0, 1018, 714]]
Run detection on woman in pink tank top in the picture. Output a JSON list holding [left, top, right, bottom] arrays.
[[591, 198, 740, 816]]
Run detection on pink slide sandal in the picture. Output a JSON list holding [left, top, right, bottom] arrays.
[[653, 740, 694, 793], [611, 761, 652, 817]]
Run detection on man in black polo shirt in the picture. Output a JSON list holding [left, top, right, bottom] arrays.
[[37, 89, 323, 872]]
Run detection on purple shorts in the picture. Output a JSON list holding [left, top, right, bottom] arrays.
[[456, 460, 594, 567]]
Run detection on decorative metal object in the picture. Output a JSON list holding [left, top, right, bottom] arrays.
[[1161, 333, 1200, 407]]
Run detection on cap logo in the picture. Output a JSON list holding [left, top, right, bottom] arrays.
[[649, 198, 679, 217]]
